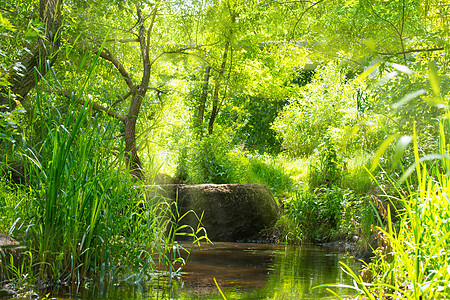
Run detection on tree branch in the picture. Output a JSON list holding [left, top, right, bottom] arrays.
[[69, 38, 137, 93], [111, 90, 133, 107], [99, 48, 136, 93], [291, 0, 327, 40], [56, 91, 126, 123], [106, 38, 140, 43], [377, 47, 445, 56], [146, 2, 160, 59], [90, 22, 139, 38]]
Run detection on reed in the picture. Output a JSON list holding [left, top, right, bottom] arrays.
[[1, 44, 205, 287], [315, 122, 450, 299]]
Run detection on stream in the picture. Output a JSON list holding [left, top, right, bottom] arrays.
[[43, 242, 361, 299]]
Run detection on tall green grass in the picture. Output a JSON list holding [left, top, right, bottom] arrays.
[[3, 92, 188, 283], [316, 124, 450, 299], [1, 50, 204, 287]]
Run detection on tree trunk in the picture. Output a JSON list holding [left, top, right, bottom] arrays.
[[0, 0, 62, 113], [196, 65, 211, 136], [208, 41, 229, 135], [123, 5, 158, 181], [124, 94, 144, 180]]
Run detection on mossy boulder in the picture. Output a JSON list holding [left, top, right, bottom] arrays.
[[0, 233, 23, 281], [149, 184, 280, 242]]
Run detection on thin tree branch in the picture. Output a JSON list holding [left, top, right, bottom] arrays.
[[69, 38, 136, 93], [148, 86, 167, 94], [291, 0, 327, 40], [377, 47, 445, 56], [56, 90, 126, 123], [106, 38, 140, 43], [400, 0, 407, 62], [0, 7, 15, 14], [98, 48, 136, 92], [367, 0, 407, 62], [149, 44, 215, 68], [146, 2, 160, 59], [90, 22, 139, 37], [111, 90, 133, 107]]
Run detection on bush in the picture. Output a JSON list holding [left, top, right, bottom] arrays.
[[177, 132, 234, 184], [177, 134, 293, 195], [308, 136, 347, 189], [272, 64, 360, 156], [284, 187, 343, 243]]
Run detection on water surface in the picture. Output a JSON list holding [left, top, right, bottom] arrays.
[[46, 242, 360, 299]]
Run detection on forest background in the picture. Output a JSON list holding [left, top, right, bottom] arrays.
[[0, 0, 449, 298]]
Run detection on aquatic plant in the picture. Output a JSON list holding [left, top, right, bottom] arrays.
[[316, 121, 450, 299], [0, 43, 206, 287]]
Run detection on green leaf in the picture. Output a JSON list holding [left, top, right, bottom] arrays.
[[398, 154, 450, 184], [423, 96, 448, 109], [214, 277, 228, 300], [371, 134, 399, 171], [356, 62, 381, 82], [391, 135, 412, 170], [363, 39, 377, 52], [345, 0, 359, 6], [391, 89, 427, 109], [0, 14, 16, 32], [389, 63, 412, 75], [429, 61, 441, 97]]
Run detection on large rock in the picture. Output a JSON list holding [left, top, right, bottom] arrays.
[[0, 233, 22, 281], [150, 184, 280, 242]]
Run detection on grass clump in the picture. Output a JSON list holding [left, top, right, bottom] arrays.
[[0, 93, 203, 288], [280, 186, 368, 244], [322, 126, 450, 299]]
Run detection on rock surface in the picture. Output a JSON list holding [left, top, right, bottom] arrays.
[[0, 288, 16, 298], [0, 233, 22, 281], [149, 184, 280, 242]]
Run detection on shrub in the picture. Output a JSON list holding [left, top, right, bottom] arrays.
[[308, 136, 347, 189], [272, 64, 361, 156], [178, 132, 234, 184]]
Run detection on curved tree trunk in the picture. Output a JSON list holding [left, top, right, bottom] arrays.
[[123, 5, 158, 181], [0, 0, 62, 113], [208, 41, 229, 135]]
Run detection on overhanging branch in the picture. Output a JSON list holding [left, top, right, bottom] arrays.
[[99, 48, 136, 92], [106, 38, 140, 43], [377, 47, 445, 56], [56, 90, 126, 123]]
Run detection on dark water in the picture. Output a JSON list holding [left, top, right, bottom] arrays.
[[46, 242, 361, 299]]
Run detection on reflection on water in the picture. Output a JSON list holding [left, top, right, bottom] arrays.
[[177, 242, 359, 299], [45, 242, 360, 299]]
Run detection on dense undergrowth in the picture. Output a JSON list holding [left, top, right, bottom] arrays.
[[315, 125, 450, 299], [1, 41, 449, 300], [0, 92, 205, 291]]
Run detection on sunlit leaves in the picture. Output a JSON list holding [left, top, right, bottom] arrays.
[[371, 134, 399, 171], [428, 61, 441, 97], [389, 63, 412, 75], [0, 14, 16, 32], [364, 38, 376, 52], [356, 62, 381, 83], [391, 89, 427, 109]]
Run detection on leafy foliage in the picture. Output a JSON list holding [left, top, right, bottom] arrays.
[[272, 63, 376, 156]]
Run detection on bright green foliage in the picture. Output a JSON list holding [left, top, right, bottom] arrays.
[[337, 159, 450, 299], [0, 0, 449, 294], [0, 92, 197, 283], [175, 130, 293, 195], [308, 136, 347, 189], [272, 63, 380, 156], [180, 132, 234, 184], [283, 187, 364, 244]]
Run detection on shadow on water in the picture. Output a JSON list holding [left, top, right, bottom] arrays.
[[42, 242, 361, 299]]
